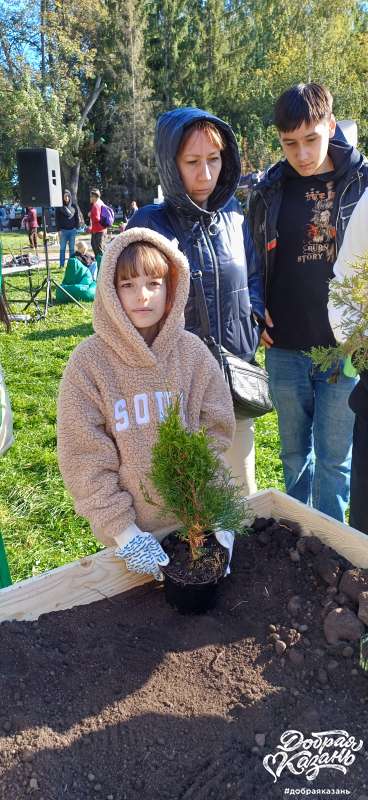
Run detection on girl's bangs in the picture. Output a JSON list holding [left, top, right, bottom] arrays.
[[116, 243, 170, 281]]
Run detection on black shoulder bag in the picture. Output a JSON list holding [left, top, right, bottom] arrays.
[[190, 269, 273, 418], [164, 205, 273, 418]]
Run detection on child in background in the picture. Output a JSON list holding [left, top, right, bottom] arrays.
[[75, 239, 98, 280], [57, 228, 236, 580], [22, 208, 39, 257]]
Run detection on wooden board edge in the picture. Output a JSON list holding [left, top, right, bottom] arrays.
[[0, 548, 152, 622], [0, 490, 274, 622], [3, 488, 368, 622]]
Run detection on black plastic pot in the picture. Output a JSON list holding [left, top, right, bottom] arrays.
[[161, 534, 227, 614]]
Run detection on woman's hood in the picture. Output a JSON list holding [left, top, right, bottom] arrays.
[[93, 227, 190, 367], [155, 107, 241, 217]]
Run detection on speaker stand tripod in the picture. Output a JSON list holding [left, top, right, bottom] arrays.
[[23, 209, 85, 317]]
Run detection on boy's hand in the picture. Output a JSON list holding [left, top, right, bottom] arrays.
[[261, 308, 274, 348], [214, 530, 234, 576], [115, 529, 169, 581]]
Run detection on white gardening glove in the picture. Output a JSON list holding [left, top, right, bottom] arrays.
[[214, 530, 235, 576], [115, 523, 169, 581]]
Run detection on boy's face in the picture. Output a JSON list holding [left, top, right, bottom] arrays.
[[278, 116, 336, 176], [116, 262, 167, 337]]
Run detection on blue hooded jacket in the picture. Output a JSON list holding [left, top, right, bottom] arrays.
[[126, 107, 264, 362]]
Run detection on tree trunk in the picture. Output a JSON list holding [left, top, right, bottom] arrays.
[[61, 161, 81, 202]]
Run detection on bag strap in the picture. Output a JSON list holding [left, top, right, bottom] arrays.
[[165, 206, 217, 347]]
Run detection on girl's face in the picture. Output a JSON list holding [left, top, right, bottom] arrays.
[[176, 129, 222, 208], [116, 262, 167, 344]]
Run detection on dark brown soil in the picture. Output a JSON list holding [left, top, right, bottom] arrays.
[[161, 533, 228, 583], [1, 520, 368, 800]]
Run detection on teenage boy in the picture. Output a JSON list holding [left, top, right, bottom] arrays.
[[249, 82, 368, 522]]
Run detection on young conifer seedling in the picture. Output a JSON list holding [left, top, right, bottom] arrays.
[[311, 255, 368, 375], [141, 397, 250, 563]]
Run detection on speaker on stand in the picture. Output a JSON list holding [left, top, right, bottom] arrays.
[[16, 148, 85, 317]]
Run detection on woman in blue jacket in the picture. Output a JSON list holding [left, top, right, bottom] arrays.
[[127, 107, 264, 493]]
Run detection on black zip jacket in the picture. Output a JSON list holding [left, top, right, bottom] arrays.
[[55, 204, 79, 231], [248, 136, 368, 305]]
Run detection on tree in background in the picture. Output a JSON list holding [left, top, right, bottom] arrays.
[[100, 0, 156, 205], [0, 0, 367, 203]]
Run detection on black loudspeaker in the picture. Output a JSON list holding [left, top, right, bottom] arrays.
[[16, 148, 63, 207]]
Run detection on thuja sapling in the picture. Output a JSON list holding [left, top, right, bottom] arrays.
[[311, 255, 368, 376], [140, 397, 250, 564]]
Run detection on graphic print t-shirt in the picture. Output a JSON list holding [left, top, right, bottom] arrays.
[[268, 169, 337, 350]]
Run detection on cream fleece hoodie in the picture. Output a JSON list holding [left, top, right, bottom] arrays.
[[57, 227, 235, 547], [328, 188, 368, 342]]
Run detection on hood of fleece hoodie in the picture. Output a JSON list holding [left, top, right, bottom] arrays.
[[155, 107, 241, 218], [93, 227, 190, 369]]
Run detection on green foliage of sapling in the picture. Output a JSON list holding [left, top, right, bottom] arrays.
[[310, 255, 368, 376], [141, 398, 250, 561]]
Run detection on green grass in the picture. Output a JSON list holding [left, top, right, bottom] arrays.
[[0, 275, 284, 583], [0, 231, 29, 255]]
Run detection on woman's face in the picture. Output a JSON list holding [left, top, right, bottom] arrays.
[[64, 193, 70, 204], [176, 130, 222, 208]]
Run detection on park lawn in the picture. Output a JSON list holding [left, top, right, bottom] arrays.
[[0, 280, 284, 583], [0, 231, 29, 255]]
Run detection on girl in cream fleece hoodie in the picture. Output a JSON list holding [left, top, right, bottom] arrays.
[[57, 228, 236, 579]]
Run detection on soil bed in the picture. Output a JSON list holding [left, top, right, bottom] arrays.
[[1, 520, 368, 800]]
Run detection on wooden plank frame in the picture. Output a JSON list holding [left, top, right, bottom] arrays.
[[1, 488, 368, 623]]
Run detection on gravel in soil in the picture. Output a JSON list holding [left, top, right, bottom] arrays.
[[0, 519, 368, 800]]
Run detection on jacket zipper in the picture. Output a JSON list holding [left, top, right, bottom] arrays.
[[198, 217, 222, 347], [264, 203, 269, 306], [201, 218, 222, 348]]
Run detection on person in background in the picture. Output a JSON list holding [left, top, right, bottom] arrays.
[[57, 228, 235, 580], [328, 188, 368, 534], [126, 108, 264, 494], [55, 240, 97, 305], [127, 200, 138, 219], [55, 190, 79, 270], [249, 82, 368, 522], [23, 207, 39, 257], [8, 201, 18, 231], [74, 239, 98, 280], [87, 188, 105, 265]]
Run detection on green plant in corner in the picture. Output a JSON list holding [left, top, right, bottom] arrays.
[[140, 397, 251, 562], [311, 255, 368, 376]]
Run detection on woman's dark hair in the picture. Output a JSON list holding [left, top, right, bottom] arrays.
[[274, 83, 333, 133]]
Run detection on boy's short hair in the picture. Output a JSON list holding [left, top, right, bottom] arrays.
[[177, 119, 226, 156], [274, 83, 333, 132], [115, 242, 178, 326], [90, 188, 101, 198]]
